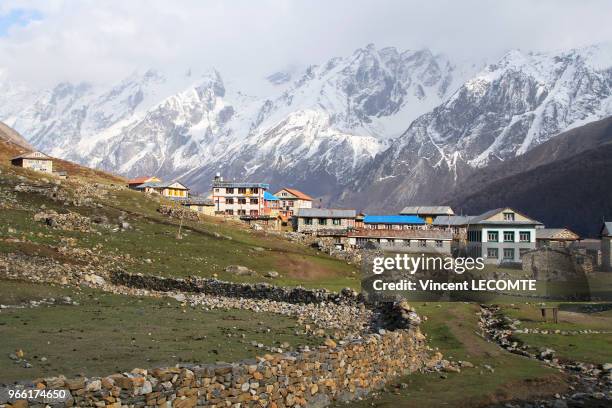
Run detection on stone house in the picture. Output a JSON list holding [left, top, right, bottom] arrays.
[[274, 188, 313, 218], [11, 151, 53, 174], [347, 228, 452, 254], [536, 228, 580, 248], [466, 207, 542, 264], [602, 222, 612, 271], [294, 208, 356, 235], [399, 206, 455, 224], [179, 196, 215, 216]]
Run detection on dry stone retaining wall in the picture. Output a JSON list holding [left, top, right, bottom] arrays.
[[4, 273, 437, 407], [18, 329, 431, 407], [110, 272, 364, 306]]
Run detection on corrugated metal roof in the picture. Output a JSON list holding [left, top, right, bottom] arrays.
[[296, 208, 356, 218], [11, 151, 52, 160], [432, 215, 473, 226], [263, 191, 279, 201], [135, 180, 189, 190], [399, 206, 454, 216], [213, 180, 269, 189], [363, 215, 424, 225]]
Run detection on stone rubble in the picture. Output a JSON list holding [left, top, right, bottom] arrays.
[[479, 305, 611, 407]]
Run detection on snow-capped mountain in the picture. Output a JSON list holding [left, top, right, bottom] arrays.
[[335, 44, 612, 211], [0, 44, 471, 197], [2, 43, 612, 206]]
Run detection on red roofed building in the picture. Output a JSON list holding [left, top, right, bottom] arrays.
[[274, 188, 313, 218], [127, 176, 161, 189]]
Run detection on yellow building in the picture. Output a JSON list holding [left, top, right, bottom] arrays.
[[134, 180, 189, 198], [180, 197, 215, 216]]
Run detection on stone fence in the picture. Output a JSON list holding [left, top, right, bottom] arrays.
[[110, 271, 365, 306], [4, 274, 437, 407], [14, 329, 432, 408]]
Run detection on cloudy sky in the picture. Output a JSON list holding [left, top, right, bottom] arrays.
[[1, 0, 612, 87]]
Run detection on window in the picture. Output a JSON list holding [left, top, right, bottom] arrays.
[[226, 188, 234, 194], [237, 209, 246, 215], [487, 231, 499, 242], [226, 209, 234, 215], [419, 240, 427, 247], [519, 231, 531, 242], [238, 198, 247, 204], [318, 218, 327, 225], [250, 210, 258, 216], [332, 219, 341, 226], [304, 218, 313, 225], [503, 212, 515, 221], [250, 198, 259, 204], [404, 240, 411, 247], [252, 188, 258, 194], [503, 231, 515, 242], [435, 240, 443, 248], [503, 248, 515, 260], [487, 248, 498, 258], [238, 188, 246, 194], [287, 201, 294, 207], [226, 198, 234, 204], [214, 188, 219, 193]]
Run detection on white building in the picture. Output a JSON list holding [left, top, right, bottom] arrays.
[[211, 175, 269, 216], [467, 208, 542, 264]]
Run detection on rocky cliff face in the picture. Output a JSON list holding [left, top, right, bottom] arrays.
[[336, 44, 612, 211]]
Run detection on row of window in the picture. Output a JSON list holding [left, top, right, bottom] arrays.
[[225, 209, 259, 216], [486, 230, 530, 243], [487, 247, 530, 259], [214, 187, 260, 194], [468, 230, 531, 242], [224, 198, 259, 205], [303, 218, 342, 226], [355, 238, 444, 247]]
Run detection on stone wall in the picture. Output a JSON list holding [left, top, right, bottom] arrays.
[[19, 329, 431, 408], [110, 272, 364, 306], [4, 273, 436, 408]]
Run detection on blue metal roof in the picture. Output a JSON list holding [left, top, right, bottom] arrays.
[[263, 191, 279, 201], [363, 215, 425, 225]]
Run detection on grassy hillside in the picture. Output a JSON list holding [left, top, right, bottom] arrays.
[[0, 139, 359, 291]]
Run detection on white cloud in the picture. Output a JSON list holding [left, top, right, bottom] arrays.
[[1, 0, 612, 87]]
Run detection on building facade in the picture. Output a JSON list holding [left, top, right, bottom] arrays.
[[347, 229, 452, 254], [134, 181, 189, 198], [294, 208, 356, 235], [11, 151, 53, 173], [602, 222, 612, 272], [467, 208, 542, 264], [274, 188, 313, 218], [179, 197, 215, 216], [536, 228, 580, 248], [361, 215, 427, 230], [211, 175, 269, 216]]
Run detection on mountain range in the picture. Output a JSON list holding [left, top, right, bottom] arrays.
[[1, 43, 612, 234]]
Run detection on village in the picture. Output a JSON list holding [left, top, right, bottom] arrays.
[[11, 150, 612, 275]]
